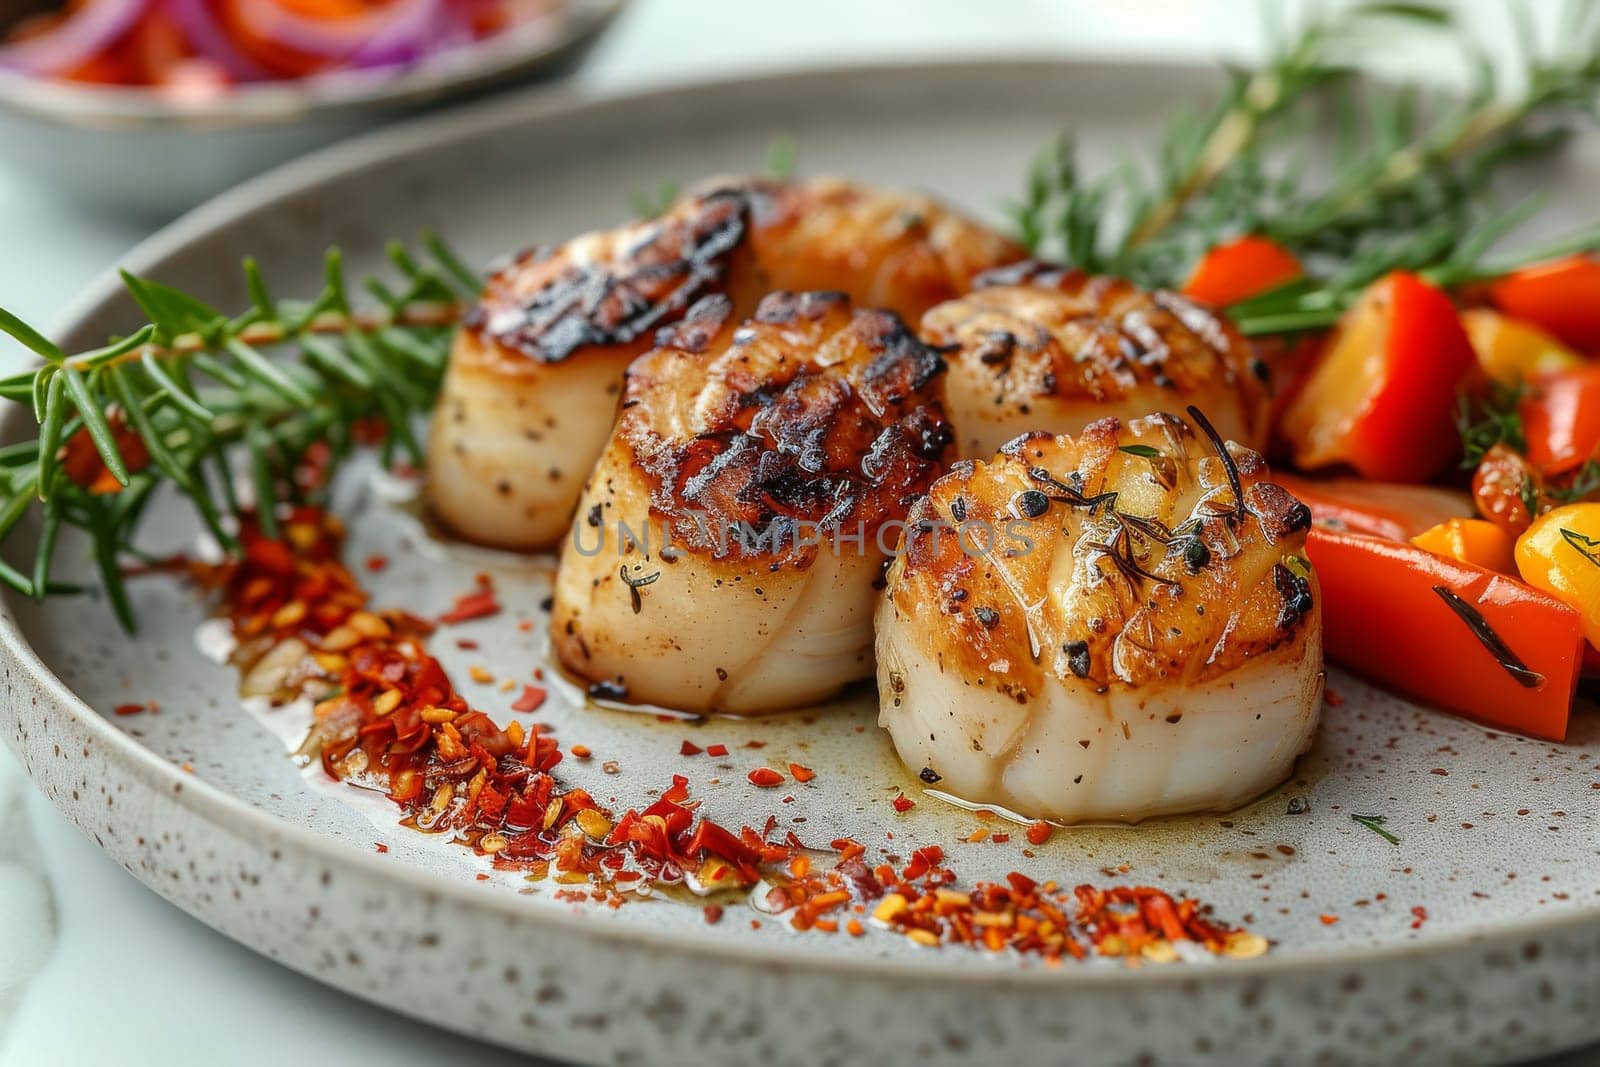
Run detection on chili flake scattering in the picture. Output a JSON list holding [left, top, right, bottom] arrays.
[[512, 685, 547, 713], [202, 508, 1264, 964], [437, 575, 501, 625]]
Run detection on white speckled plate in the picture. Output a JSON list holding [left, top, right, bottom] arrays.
[[4, 61, 1600, 1067]]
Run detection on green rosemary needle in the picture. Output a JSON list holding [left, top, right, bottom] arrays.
[[1013, 1, 1600, 331], [0, 237, 478, 629]]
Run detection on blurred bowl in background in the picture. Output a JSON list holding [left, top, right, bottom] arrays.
[[0, 0, 622, 217]]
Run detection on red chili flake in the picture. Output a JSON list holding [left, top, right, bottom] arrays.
[[1410, 906, 1428, 930], [680, 740, 704, 756], [788, 762, 816, 783], [512, 686, 547, 713], [571, 745, 592, 760], [364, 554, 389, 573], [455, 639, 480, 650], [991, 833, 1010, 843], [61, 410, 150, 493], [375, 843, 389, 854], [1025, 821, 1053, 846], [113, 702, 149, 716], [1319, 913, 1340, 925], [831, 837, 867, 860], [475, 872, 489, 881], [744, 740, 767, 749], [901, 844, 944, 881], [891, 793, 915, 813], [200, 503, 1269, 964], [1324, 687, 1345, 707], [438, 584, 501, 625], [703, 904, 724, 925], [518, 619, 534, 632]]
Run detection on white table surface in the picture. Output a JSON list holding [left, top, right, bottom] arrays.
[[0, 2, 1595, 1064]]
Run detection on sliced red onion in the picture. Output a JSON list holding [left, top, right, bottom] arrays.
[[230, 0, 441, 60], [347, 0, 445, 69], [0, 0, 150, 76], [161, 0, 271, 81]]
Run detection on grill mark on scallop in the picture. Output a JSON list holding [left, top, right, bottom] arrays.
[[622, 291, 953, 562], [951, 265, 1254, 402], [470, 188, 753, 363]]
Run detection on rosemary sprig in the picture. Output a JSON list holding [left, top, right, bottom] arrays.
[[1014, 1, 1600, 332], [0, 238, 478, 629]]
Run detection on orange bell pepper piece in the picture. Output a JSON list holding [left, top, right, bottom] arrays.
[[1521, 366, 1600, 476], [1411, 517, 1517, 574], [1489, 255, 1600, 353], [1271, 472, 1472, 541], [1279, 272, 1478, 483], [1182, 236, 1303, 308], [1306, 528, 1583, 740]]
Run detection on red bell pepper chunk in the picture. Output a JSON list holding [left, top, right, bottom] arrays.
[[1490, 255, 1600, 353], [1305, 527, 1584, 741], [1279, 272, 1478, 483], [1182, 235, 1303, 307], [1521, 365, 1600, 476]]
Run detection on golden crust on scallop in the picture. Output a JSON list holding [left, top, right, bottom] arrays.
[[885, 411, 1316, 696], [614, 290, 953, 561], [460, 186, 757, 373], [461, 176, 1023, 374], [550, 291, 955, 713], [924, 262, 1269, 457], [743, 176, 1025, 318]]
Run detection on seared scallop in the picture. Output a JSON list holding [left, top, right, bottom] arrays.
[[875, 410, 1322, 823], [427, 177, 1019, 551], [552, 290, 953, 714], [924, 262, 1269, 460]]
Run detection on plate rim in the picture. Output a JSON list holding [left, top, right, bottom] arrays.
[[6, 54, 1599, 990]]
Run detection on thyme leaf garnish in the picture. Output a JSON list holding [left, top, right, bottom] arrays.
[[1187, 404, 1245, 523], [1351, 812, 1400, 845], [620, 564, 662, 614], [1549, 460, 1600, 505], [1559, 527, 1600, 568], [1456, 380, 1526, 467], [1431, 584, 1544, 688]]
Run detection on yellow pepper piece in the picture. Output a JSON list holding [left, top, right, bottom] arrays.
[[1514, 503, 1600, 648], [1462, 309, 1585, 386], [1411, 517, 1518, 575]]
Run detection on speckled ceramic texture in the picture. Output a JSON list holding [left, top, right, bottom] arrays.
[[4, 62, 1600, 1067]]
